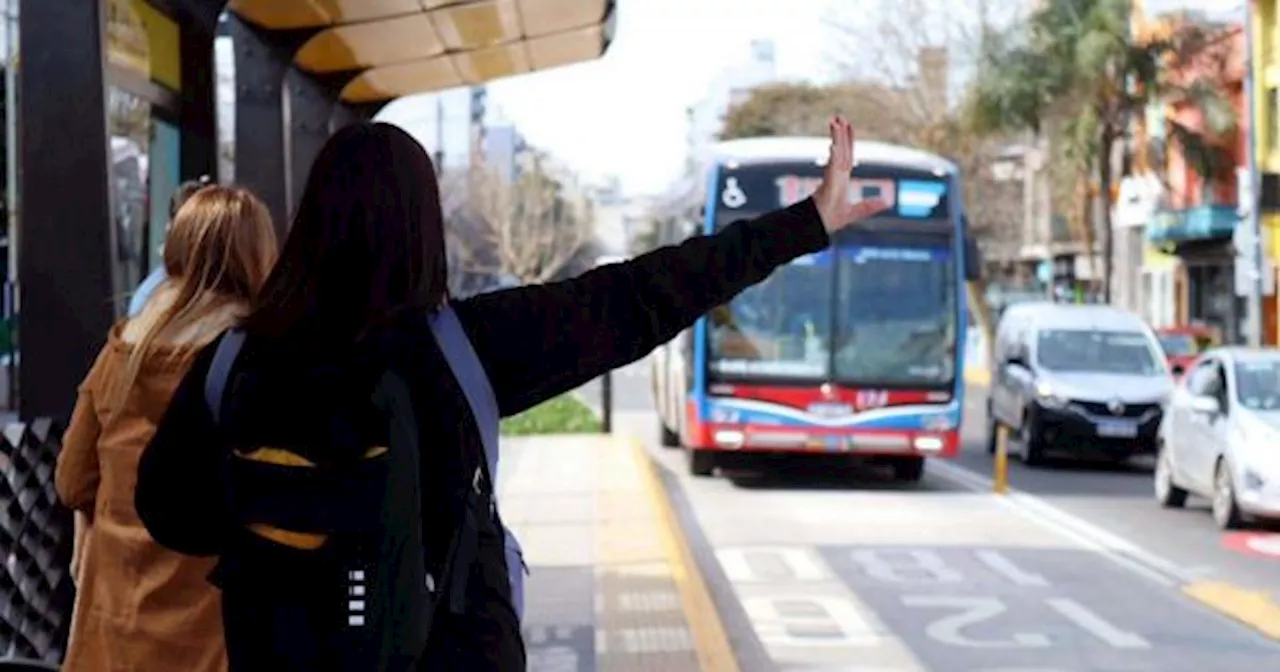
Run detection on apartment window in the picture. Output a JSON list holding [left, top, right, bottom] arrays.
[[1270, 86, 1280, 153]]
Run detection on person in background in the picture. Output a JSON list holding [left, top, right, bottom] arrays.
[[127, 176, 212, 316], [56, 186, 278, 672]]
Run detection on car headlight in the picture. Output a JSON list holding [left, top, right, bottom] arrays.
[[1035, 381, 1068, 408]]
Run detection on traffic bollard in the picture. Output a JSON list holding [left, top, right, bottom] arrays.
[[993, 424, 1009, 495]]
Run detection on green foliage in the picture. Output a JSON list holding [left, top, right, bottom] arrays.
[[500, 394, 601, 435]]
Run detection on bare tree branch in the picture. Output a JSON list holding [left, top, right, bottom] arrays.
[[458, 160, 592, 285]]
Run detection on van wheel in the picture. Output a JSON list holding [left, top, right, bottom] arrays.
[[1021, 413, 1048, 468], [986, 415, 1001, 455], [889, 457, 926, 482], [659, 423, 680, 448], [688, 449, 716, 477]]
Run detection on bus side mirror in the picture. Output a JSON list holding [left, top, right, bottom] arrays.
[[964, 235, 982, 282]]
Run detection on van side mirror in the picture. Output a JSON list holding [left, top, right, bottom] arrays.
[[964, 234, 982, 282], [1189, 395, 1220, 415]]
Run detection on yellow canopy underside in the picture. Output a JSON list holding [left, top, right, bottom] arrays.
[[227, 0, 612, 103]]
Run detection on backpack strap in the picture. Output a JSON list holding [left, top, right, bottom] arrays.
[[428, 305, 500, 493], [205, 328, 247, 427]]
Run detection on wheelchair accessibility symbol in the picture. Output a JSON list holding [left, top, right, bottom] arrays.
[[722, 177, 747, 208]]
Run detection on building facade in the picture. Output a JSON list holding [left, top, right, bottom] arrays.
[[1253, 0, 1280, 345], [1144, 24, 1255, 344]]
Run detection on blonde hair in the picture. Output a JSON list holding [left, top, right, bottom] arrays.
[[112, 186, 278, 410]]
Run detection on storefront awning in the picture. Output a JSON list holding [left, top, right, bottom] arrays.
[[226, 0, 616, 103], [1146, 205, 1238, 245]]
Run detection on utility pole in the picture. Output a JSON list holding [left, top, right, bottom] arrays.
[[1240, 0, 1265, 346], [434, 95, 445, 174]]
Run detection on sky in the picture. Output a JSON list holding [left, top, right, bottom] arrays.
[[382, 0, 1232, 198]]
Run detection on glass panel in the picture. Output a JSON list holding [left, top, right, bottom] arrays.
[[708, 249, 833, 380], [834, 244, 956, 385], [104, 0, 181, 91], [1036, 329, 1163, 375], [148, 118, 180, 274], [108, 86, 151, 316]]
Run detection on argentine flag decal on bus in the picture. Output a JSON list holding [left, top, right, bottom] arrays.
[[897, 180, 947, 218]]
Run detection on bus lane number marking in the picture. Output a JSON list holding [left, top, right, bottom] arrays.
[[901, 596, 1149, 650], [718, 547, 831, 583], [849, 549, 1049, 587], [742, 595, 884, 648]]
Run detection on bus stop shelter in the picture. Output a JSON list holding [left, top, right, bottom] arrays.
[[4, 0, 615, 663]]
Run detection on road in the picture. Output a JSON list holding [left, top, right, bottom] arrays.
[[583, 360, 1280, 671]]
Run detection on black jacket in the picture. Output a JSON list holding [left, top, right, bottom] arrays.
[[134, 198, 830, 667]]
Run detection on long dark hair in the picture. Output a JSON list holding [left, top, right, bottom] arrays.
[[244, 122, 448, 345]]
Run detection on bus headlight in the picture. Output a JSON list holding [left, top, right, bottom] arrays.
[[914, 436, 945, 453], [713, 430, 745, 449]]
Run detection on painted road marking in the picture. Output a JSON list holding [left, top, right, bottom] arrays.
[[743, 595, 886, 648], [931, 459, 1280, 642], [1044, 598, 1150, 649], [718, 546, 831, 583], [1184, 581, 1280, 639], [903, 596, 1051, 648], [1223, 532, 1280, 560], [975, 550, 1050, 587]]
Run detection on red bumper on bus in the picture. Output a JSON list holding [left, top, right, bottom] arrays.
[[683, 401, 960, 459]]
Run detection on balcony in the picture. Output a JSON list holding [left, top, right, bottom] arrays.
[[1145, 204, 1238, 244]]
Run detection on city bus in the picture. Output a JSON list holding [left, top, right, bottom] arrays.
[[649, 137, 980, 481]]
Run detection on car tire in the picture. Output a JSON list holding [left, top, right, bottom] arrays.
[[889, 456, 926, 482], [1021, 414, 1048, 468], [1212, 459, 1246, 530], [1154, 444, 1188, 509], [659, 422, 680, 448], [688, 449, 716, 477], [986, 410, 1000, 455]]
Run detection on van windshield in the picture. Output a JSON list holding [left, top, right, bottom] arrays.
[[1036, 329, 1163, 375]]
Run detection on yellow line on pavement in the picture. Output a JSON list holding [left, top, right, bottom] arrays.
[[1184, 581, 1280, 640], [631, 438, 740, 672]]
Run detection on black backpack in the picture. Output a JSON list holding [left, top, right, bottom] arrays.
[[204, 306, 500, 670]]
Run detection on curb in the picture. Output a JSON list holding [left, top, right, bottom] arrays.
[[929, 459, 1280, 643], [631, 438, 741, 672]]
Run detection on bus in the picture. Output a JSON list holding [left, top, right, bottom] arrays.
[[649, 137, 980, 481]]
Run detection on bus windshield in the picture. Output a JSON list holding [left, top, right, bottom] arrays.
[[834, 245, 956, 385], [708, 249, 834, 379]]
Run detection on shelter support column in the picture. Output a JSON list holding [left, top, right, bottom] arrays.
[[229, 15, 289, 234], [17, 0, 113, 421], [284, 69, 333, 221]]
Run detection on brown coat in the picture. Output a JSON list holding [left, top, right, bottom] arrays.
[[57, 306, 237, 672]]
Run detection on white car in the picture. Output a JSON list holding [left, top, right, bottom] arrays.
[[1155, 347, 1280, 529]]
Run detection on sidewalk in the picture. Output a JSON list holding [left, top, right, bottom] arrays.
[[497, 434, 734, 672]]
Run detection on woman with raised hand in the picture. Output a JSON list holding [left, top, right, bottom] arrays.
[[135, 116, 882, 670]]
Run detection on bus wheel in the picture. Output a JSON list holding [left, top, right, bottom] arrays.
[[688, 449, 716, 477], [889, 457, 925, 482], [660, 423, 680, 448]]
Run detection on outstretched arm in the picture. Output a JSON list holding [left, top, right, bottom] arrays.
[[456, 199, 831, 416]]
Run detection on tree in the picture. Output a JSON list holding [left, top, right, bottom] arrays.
[[966, 0, 1237, 301], [718, 82, 914, 142], [445, 157, 593, 288]]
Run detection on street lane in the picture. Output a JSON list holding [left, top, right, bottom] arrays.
[[606, 359, 1280, 671], [956, 382, 1280, 621]]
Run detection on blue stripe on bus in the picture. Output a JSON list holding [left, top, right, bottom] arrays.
[[705, 397, 960, 430]]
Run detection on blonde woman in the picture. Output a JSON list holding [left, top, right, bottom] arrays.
[[55, 185, 278, 672]]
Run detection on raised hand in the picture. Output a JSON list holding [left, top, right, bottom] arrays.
[[811, 116, 890, 234]]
